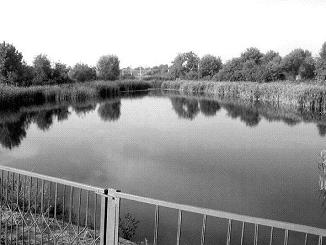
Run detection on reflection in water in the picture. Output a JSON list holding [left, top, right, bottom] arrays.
[[98, 101, 121, 122], [1, 91, 326, 151], [72, 104, 96, 116], [199, 100, 221, 116], [317, 124, 326, 137], [171, 98, 200, 120], [0, 116, 29, 149]]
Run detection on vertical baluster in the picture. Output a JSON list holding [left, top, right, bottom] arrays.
[[176, 210, 182, 245], [69, 186, 73, 225], [200, 214, 207, 245], [318, 236, 323, 245], [28, 176, 32, 245], [304, 234, 308, 245], [240, 222, 245, 245], [62, 185, 66, 227], [283, 230, 288, 245], [94, 194, 97, 242], [40, 180, 44, 245], [153, 205, 159, 245], [85, 191, 89, 228], [54, 183, 58, 221], [22, 175, 26, 244], [269, 227, 273, 245], [226, 219, 232, 245], [34, 179, 38, 245], [16, 174, 20, 245], [254, 224, 259, 245], [77, 188, 82, 242], [5, 171, 9, 245], [11, 173, 14, 245]]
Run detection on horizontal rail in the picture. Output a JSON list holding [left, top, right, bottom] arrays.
[[2, 164, 326, 238], [0, 165, 106, 194], [116, 192, 326, 237]]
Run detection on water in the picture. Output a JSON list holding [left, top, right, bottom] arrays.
[[0, 91, 325, 244]]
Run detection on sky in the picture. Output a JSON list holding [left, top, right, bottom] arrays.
[[1, 0, 326, 68]]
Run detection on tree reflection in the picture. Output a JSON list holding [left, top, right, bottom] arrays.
[[171, 98, 200, 120], [317, 124, 326, 137], [72, 104, 96, 116], [98, 101, 121, 122], [0, 116, 29, 149], [199, 100, 221, 117], [224, 104, 261, 127]]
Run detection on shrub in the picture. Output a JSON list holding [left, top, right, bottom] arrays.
[[68, 63, 96, 82], [96, 55, 120, 81]]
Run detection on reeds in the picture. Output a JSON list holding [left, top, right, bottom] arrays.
[[0, 80, 159, 110], [161, 80, 326, 113]]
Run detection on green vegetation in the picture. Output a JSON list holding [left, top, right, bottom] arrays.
[[161, 80, 326, 112], [96, 55, 120, 81]]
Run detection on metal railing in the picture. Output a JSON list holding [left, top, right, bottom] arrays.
[[1, 165, 326, 245]]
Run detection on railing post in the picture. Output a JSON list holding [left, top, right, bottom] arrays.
[[100, 189, 109, 245], [106, 190, 120, 245]]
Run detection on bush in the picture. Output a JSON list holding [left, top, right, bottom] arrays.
[[68, 63, 96, 82], [96, 55, 120, 81]]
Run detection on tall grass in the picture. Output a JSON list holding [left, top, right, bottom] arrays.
[[161, 80, 326, 113], [0, 79, 160, 110]]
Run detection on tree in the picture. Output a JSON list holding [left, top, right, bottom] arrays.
[[315, 42, 326, 81], [0, 42, 24, 84], [215, 58, 244, 81], [96, 55, 120, 81], [240, 47, 264, 64], [199, 55, 222, 79], [281, 49, 315, 80], [68, 63, 96, 82], [52, 62, 71, 84], [32, 54, 52, 84], [261, 51, 284, 82], [170, 51, 199, 79]]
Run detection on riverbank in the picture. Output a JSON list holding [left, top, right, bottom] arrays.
[[0, 80, 162, 110], [161, 80, 326, 114]]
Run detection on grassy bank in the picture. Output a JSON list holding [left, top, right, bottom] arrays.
[[0, 80, 162, 110], [161, 80, 326, 113]]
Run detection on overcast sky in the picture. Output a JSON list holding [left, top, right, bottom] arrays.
[[1, 0, 326, 68]]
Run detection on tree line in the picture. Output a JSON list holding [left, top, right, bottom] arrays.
[[170, 43, 326, 82], [0, 42, 120, 86], [1, 41, 326, 86]]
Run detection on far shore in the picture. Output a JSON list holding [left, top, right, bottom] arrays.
[[1, 79, 326, 114]]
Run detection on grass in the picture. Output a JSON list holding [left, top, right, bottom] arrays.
[[0, 79, 162, 111], [161, 80, 326, 113]]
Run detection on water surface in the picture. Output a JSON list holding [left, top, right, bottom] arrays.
[[0, 92, 325, 244]]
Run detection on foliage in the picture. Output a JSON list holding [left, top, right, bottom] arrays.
[[170, 51, 199, 79], [215, 58, 244, 81], [119, 213, 139, 240], [0, 42, 24, 84], [96, 55, 120, 81], [315, 42, 326, 81], [281, 49, 315, 80], [68, 63, 96, 82], [32, 54, 52, 84], [199, 55, 222, 79]]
